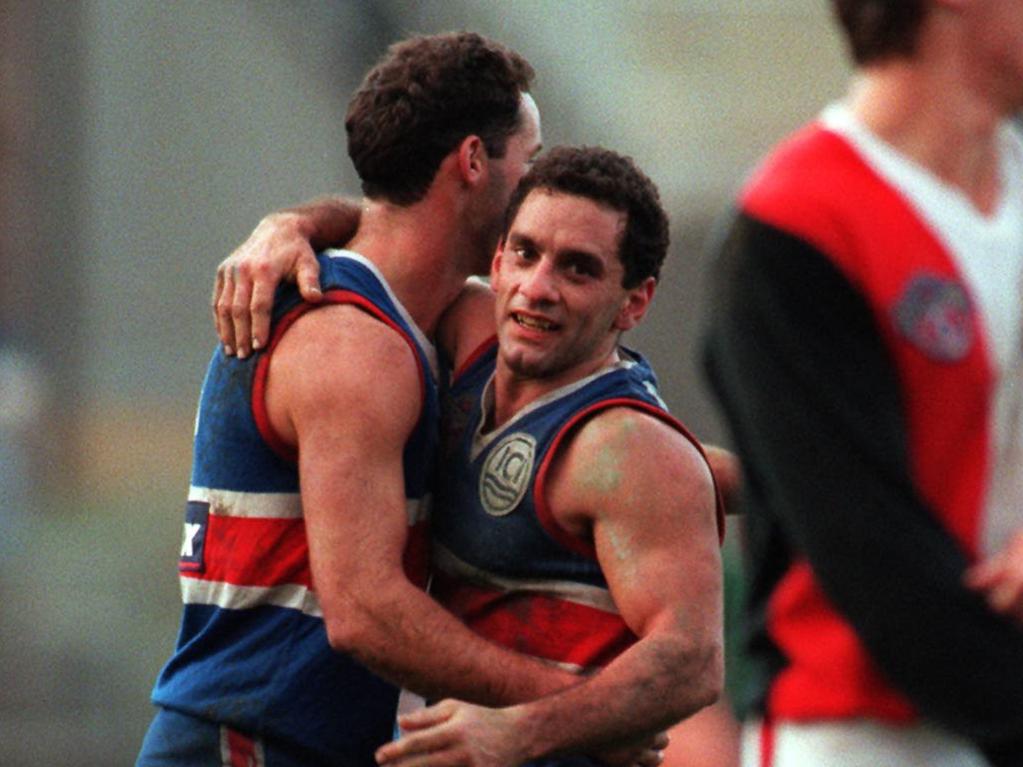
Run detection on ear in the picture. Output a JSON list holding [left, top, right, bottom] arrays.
[[489, 238, 506, 289], [613, 277, 656, 331], [456, 135, 487, 187]]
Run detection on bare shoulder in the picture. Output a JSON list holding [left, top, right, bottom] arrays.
[[266, 303, 423, 444], [563, 406, 712, 488], [548, 406, 715, 531]]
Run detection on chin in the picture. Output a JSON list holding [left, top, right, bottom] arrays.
[[503, 350, 546, 378], [507, 355, 565, 380]]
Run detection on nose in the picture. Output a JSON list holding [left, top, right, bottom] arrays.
[[518, 257, 559, 304]]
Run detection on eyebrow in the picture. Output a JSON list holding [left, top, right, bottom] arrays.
[[508, 232, 605, 274], [506, 232, 536, 250], [561, 249, 605, 275]]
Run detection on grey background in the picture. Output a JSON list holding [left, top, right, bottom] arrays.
[[0, 2, 849, 763]]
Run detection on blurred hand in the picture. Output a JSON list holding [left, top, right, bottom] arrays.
[[212, 211, 322, 358], [965, 530, 1023, 627]]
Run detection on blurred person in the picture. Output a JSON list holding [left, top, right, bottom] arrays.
[[136, 32, 599, 767], [702, 1, 1023, 766]]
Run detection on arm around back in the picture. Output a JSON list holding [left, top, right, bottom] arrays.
[[214, 196, 363, 357]]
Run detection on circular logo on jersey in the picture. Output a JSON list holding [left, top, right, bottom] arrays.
[[479, 432, 536, 516], [892, 274, 974, 363]]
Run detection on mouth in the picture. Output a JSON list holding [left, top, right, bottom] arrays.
[[512, 312, 558, 332]]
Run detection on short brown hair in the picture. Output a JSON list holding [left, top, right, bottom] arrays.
[[832, 0, 928, 65], [346, 32, 534, 206], [503, 146, 669, 289]]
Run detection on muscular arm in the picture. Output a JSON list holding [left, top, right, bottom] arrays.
[[213, 196, 361, 357], [267, 306, 579, 706], [703, 212, 1023, 766], [377, 408, 724, 766], [517, 408, 724, 753]]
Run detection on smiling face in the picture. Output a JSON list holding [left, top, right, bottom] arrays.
[[491, 189, 654, 386]]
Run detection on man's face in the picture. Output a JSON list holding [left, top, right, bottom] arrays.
[[471, 93, 543, 274], [491, 189, 652, 385]]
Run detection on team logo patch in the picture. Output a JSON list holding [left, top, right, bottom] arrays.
[[179, 501, 209, 573], [479, 432, 536, 516], [892, 274, 974, 362]]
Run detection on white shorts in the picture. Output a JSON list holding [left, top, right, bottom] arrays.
[[741, 718, 989, 767]]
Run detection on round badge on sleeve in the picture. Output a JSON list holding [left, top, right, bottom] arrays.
[[479, 432, 536, 516]]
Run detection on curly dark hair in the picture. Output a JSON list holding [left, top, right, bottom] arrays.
[[346, 32, 535, 206], [832, 0, 927, 64], [502, 146, 669, 289]]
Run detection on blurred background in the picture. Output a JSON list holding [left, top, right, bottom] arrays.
[[1, 1, 850, 763]]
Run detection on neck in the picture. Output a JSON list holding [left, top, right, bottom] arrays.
[[346, 198, 477, 337], [847, 44, 1006, 214], [488, 346, 620, 430]]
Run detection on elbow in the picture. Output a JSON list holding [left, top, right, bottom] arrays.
[[672, 640, 725, 720], [696, 645, 726, 711], [321, 594, 379, 656], [323, 615, 363, 654]]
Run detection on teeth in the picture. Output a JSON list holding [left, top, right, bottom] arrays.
[[515, 313, 554, 331]]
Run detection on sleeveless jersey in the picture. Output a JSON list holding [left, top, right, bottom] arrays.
[[430, 341, 722, 673], [151, 250, 439, 764]]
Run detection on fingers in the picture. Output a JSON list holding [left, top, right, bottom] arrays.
[[296, 250, 323, 305], [375, 732, 453, 765], [978, 566, 1023, 621], [244, 246, 320, 352], [398, 700, 458, 732], [964, 552, 1023, 625], [631, 748, 664, 767], [248, 274, 275, 355], [230, 263, 255, 359], [215, 260, 238, 356], [376, 747, 465, 767], [964, 560, 999, 591], [631, 732, 668, 767], [214, 212, 322, 356], [986, 577, 1023, 617], [212, 263, 225, 343], [375, 717, 457, 765]]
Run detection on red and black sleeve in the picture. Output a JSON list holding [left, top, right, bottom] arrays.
[[703, 210, 1023, 767]]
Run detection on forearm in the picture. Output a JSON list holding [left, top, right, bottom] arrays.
[[506, 629, 722, 762], [275, 195, 362, 251], [327, 578, 580, 706]]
